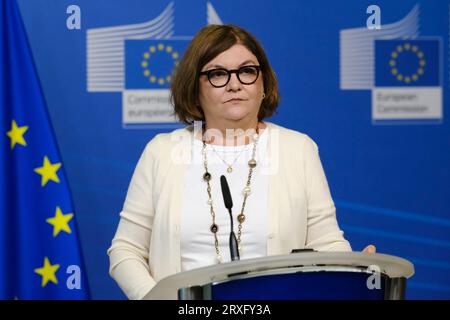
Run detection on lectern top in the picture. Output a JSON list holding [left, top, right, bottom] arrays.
[[144, 252, 414, 300]]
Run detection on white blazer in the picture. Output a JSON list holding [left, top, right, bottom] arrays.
[[107, 121, 352, 299]]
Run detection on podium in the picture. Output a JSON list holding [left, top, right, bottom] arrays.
[[143, 252, 414, 300]]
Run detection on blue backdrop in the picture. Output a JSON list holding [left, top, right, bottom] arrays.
[[14, 0, 450, 299]]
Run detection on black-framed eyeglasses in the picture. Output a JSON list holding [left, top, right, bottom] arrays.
[[199, 65, 261, 88]]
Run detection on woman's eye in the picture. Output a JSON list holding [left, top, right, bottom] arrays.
[[240, 67, 257, 75], [209, 70, 228, 78]]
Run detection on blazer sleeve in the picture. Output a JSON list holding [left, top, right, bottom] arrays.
[[107, 135, 160, 300], [302, 135, 352, 252]]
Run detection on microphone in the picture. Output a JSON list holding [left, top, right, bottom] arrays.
[[220, 175, 240, 261]]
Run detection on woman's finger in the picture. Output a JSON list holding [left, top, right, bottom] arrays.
[[363, 245, 376, 253]]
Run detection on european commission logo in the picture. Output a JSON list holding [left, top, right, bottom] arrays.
[[86, 1, 223, 128], [373, 39, 441, 123], [340, 5, 443, 124], [375, 40, 439, 87], [123, 39, 189, 125], [125, 40, 188, 89]]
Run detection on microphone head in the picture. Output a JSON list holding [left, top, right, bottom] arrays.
[[220, 175, 233, 209]]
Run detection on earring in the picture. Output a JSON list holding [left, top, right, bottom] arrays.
[[262, 93, 266, 99]]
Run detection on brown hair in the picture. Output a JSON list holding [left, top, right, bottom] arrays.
[[170, 24, 279, 125]]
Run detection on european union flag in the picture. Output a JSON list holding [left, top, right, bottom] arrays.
[[375, 39, 440, 87], [0, 0, 90, 299], [125, 39, 189, 89]]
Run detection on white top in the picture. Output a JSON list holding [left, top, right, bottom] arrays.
[[107, 121, 352, 300], [180, 129, 269, 271]]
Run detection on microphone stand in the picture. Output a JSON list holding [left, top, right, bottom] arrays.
[[220, 175, 240, 261]]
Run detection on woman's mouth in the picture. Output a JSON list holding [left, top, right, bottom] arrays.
[[225, 98, 246, 103]]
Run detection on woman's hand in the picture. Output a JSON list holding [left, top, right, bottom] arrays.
[[362, 245, 376, 253]]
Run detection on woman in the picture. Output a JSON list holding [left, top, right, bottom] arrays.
[[107, 24, 375, 300]]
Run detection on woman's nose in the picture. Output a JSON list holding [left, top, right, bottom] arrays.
[[226, 72, 242, 91]]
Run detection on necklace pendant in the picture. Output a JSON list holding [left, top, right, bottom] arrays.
[[227, 166, 233, 173], [203, 172, 211, 182], [210, 224, 218, 233], [248, 159, 257, 168]]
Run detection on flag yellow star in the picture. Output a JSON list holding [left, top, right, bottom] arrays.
[[34, 257, 60, 287], [34, 156, 61, 186], [6, 120, 28, 149], [46, 206, 73, 237]]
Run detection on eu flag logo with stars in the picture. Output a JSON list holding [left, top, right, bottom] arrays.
[[125, 39, 189, 89], [375, 40, 440, 87], [0, 0, 90, 299]]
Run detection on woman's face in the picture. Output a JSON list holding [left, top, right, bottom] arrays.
[[198, 44, 264, 125]]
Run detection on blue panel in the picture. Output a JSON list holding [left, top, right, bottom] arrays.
[[212, 272, 386, 300]]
